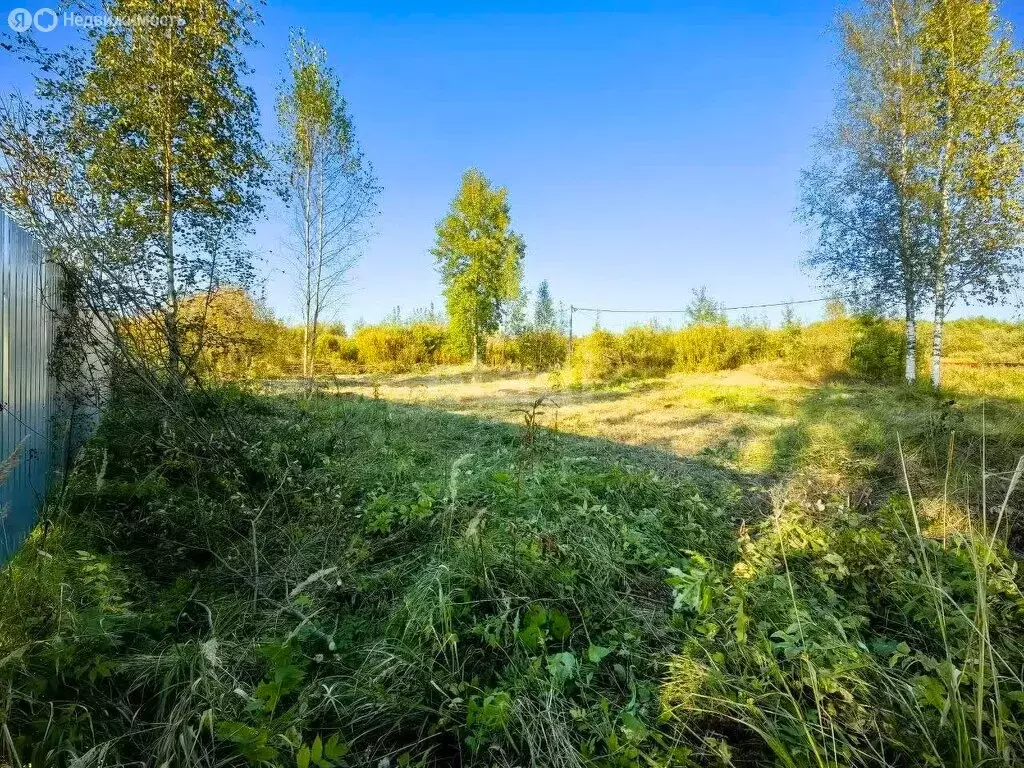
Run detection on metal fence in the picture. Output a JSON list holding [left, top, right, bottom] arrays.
[[0, 209, 63, 560]]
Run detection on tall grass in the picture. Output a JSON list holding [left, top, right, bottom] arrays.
[[2, 383, 1023, 766], [660, 428, 1024, 767]]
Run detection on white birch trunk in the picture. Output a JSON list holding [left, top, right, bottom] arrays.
[[905, 315, 917, 383], [931, 277, 945, 388]]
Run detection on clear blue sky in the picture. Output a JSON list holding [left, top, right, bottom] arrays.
[[251, 1, 845, 329], [4, 1, 1024, 328]]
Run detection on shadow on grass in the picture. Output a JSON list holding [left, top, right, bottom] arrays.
[[325, 371, 1023, 523], [325, 391, 770, 520], [766, 379, 1024, 508]]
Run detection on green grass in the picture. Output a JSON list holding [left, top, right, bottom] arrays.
[[2, 377, 1024, 767]]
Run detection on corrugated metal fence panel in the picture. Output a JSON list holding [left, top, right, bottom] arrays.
[[0, 210, 61, 560]]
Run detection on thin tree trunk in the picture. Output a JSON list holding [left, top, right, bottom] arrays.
[[164, 142, 177, 379], [905, 313, 917, 383], [931, 177, 951, 389], [931, 267, 946, 388], [162, 53, 178, 381], [302, 159, 313, 385], [891, 0, 917, 383], [930, 5, 958, 390], [311, 156, 325, 382], [897, 173, 917, 384], [931, 121, 954, 387]]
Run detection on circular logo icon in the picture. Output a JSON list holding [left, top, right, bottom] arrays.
[[7, 7, 33, 32], [33, 7, 58, 32]]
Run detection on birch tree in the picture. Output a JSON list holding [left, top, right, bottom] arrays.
[[801, 0, 931, 383], [82, 0, 265, 378], [432, 169, 524, 365], [277, 30, 379, 383], [0, 0, 265, 389], [919, 0, 1024, 387]]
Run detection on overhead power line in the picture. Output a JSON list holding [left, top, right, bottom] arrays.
[[564, 293, 855, 359], [570, 293, 854, 315]]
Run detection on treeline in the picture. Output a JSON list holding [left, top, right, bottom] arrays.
[[192, 288, 1024, 385]]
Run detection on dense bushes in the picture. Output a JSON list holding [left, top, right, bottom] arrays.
[[488, 329, 568, 371], [193, 290, 1024, 384], [352, 322, 454, 371], [849, 314, 905, 381], [568, 321, 844, 382], [568, 325, 781, 382], [296, 315, 1020, 384]]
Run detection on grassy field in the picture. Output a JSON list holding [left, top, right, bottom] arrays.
[[321, 366, 1024, 514], [2, 367, 1024, 766]]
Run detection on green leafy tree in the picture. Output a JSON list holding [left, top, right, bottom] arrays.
[[684, 287, 727, 326], [805, 0, 1024, 388], [534, 280, 557, 330], [919, 0, 1024, 387], [800, 0, 931, 383], [432, 169, 525, 364], [79, 0, 267, 377], [277, 29, 379, 384], [503, 289, 531, 337], [0, 0, 266, 399]]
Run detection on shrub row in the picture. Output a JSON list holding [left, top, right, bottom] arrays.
[[188, 290, 1024, 383], [566, 317, 910, 383]]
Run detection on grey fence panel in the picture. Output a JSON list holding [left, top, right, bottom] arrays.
[[0, 210, 62, 561]]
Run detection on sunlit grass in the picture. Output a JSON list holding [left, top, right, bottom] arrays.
[[3, 363, 1023, 765]]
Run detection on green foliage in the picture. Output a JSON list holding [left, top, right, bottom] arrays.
[[919, 0, 1024, 384], [179, 286, 282, 380], [353, 322, 453, 371], [190, 307, 1024, 387], [849, 314, 905, 381], [82, 0, 266, 375], [432, 169, 525, 362], [3, 377, 1024, 766], [804, 0, 1024, 387], [491, 329, 568, 371], [684, 286, 728, 326], [534, 280, 557, 330], [570, 324, 783, 382], [661, 495, 1024, 767], [81, 0, 265, 235], [0, 388, 740, 766]]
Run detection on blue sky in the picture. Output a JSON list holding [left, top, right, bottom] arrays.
[[251, 1, 843, 329], [4, 1, 1024, 328]]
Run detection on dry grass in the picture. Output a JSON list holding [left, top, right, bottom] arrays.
[[315, 367, 807, 475], [307, 364, 1024, 529]]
